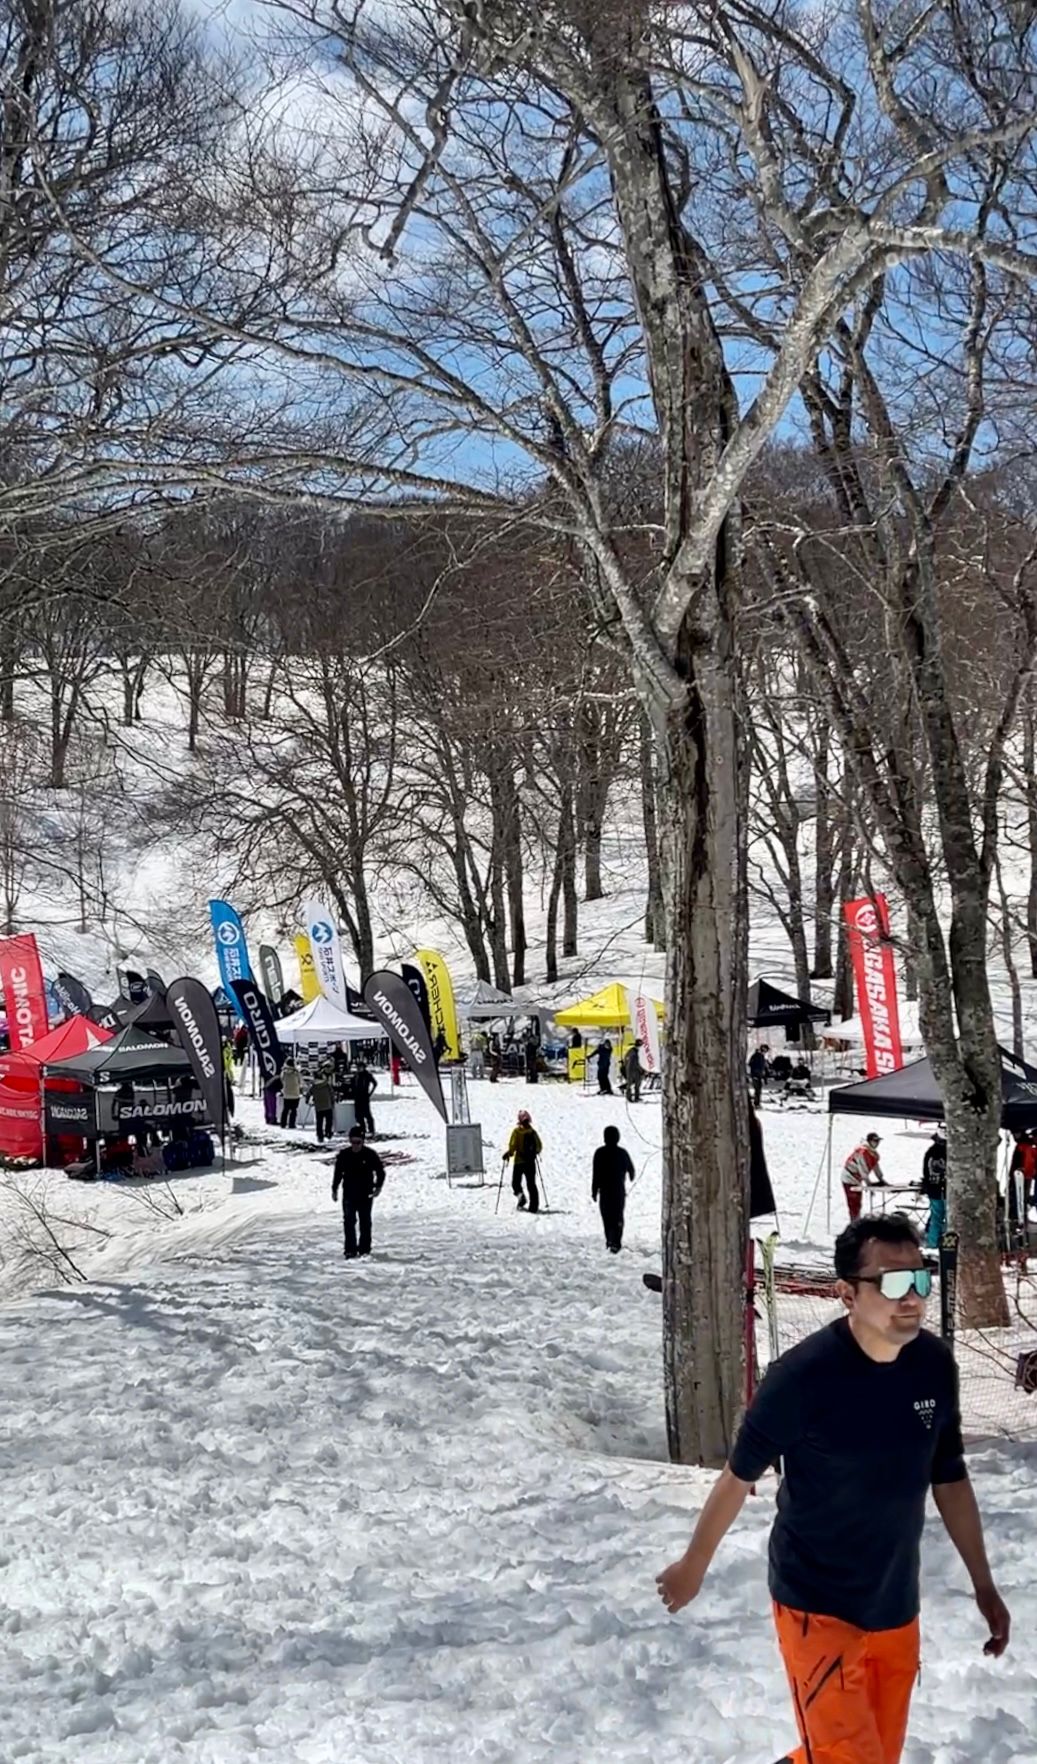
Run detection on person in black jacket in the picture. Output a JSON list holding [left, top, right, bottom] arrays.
[[592, 1125, 635, 1251], [596, 1037, 613, 1096], [921, 1129, 947, 1248], [331, 1126, 386, 1258], [351, 1060, 377, 1136], [748, 1045, 769, 1109]]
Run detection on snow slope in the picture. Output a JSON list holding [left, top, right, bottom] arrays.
[[2, 1080, 1036, 1763]]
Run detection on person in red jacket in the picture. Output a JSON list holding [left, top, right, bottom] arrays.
[[841, 1131, 886, 1220]]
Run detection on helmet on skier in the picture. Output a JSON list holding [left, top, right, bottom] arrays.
[[517, 1109, 532, 1125]]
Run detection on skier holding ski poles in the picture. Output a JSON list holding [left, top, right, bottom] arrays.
[[503, 1110, 542, 1213], [655, 1214, 1009, 1764]]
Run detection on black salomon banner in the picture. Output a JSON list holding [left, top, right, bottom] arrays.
[[165, 977, 226, 1134], [121, 969, 149, 1003], [258, 944, 285, 1006], [364, 970, 446, 1123], [401, 962, 432, 1035], [230, 978, 285, 1084], [54, 970, 94, 1019]]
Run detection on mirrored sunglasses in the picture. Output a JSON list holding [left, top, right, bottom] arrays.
[[856, 1268, 933, 1301]]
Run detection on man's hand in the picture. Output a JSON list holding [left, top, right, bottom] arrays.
[[655, 1555, 702, 1615], [976, 1583, 1011, 1657]]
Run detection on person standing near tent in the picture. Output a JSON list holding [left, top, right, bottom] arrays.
[[504, 1109, 542, 1213], [221, 1038, 236, 1119], [489, 1032, 502, 1083], [1009, 1129, 1037, 1222], [841, 1130, 886, 1220], [748, 1045, 769, 1110], [390, 1050, 403, 1087], [920, 1129, 948, 1248], [623, 1039, 644, 1102], [332, 1041, 350, 1092], [332, 1124, 386, 1258], [524, 1031, 539, 1084], [262, 1070, 281, 1126], [655, 1213, 1010, 1764], [308, 1062, 336, 1143], [280, 1055, 301, 1128], [592, 1125, 635, 1252], [351, 1059, 377, 1137], [596, 1036, 614, 1097]]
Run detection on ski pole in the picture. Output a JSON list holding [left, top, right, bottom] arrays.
[[495, 1156, 507, 1215], [536, 1156, 549, 1211]]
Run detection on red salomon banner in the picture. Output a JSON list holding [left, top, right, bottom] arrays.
[[0, 933, 50, 1051], [844, 895, 903, 1078]]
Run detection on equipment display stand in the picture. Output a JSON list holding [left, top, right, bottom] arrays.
[[446, 1064, 484, 1185]]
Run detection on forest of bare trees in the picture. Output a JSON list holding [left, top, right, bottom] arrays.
[[4, 0, 1037, 1461]]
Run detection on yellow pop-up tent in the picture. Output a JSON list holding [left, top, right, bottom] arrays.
[[554, 983, 664, 1029]]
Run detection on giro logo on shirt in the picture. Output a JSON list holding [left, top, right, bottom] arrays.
[[913, 1398, 936, 1431]]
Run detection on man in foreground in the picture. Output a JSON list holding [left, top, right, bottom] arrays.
[[656, 1215, 1010, 1764], [331, 1125, 386, 1259]]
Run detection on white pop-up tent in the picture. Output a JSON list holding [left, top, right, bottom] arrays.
[[277, 995, 388, 1045]]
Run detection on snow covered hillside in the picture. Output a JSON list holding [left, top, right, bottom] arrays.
[[1, 1082, 1035, 1764]]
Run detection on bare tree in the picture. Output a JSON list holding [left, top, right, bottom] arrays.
[[56, 0, 1037, 1455]]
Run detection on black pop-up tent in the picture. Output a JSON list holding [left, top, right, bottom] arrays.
[[42, 1025, 205, 1151], [804, 1045, 1037, 1234], [748, 979, 831, 1033], [827, 1047, 1037, 1129]]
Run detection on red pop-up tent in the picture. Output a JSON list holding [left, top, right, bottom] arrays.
[[0, 1015, 112, 1160]]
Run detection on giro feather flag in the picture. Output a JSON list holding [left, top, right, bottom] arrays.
[[414, 949, 460, 1060], [230, 977, 285, 1084], [301, 898, 349, 1011], [293, 933, 320, 1003], [363, 970, 447, 1123], [844, 894, 904, 1078], [0, 933, 49, 1050], [166, 977, 226, 1134], [259, 944, 285, 1007], [209, 899, 254, 1019]]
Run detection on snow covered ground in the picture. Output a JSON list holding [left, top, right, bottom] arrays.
[[2, 1077, 1036, 1763]]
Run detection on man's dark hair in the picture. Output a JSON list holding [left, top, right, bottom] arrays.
[[834, 1213, 921, 1280], [603, 1125, 620, 1145], [349, 1125, 364, 1141]]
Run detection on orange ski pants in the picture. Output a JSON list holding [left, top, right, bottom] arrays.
[[773, 1602, 920, 1764]]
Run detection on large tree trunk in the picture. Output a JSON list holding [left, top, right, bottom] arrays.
[[640, 709, 664, 947], [562, 791, 579, 958], [833, 833, 855, 1020], [994, 851, 1024, 1060], [812, 719, 834, 978], [660, 621, 748, 1467], [1025, 694, 1037, 979]]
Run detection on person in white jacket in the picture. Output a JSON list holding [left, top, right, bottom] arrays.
[[841, 1131, 886, 1219]]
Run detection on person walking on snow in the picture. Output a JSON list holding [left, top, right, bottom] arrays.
[[623, 1039, 645, 1102], [504, 1110, 542, 1213], [592, 1125, 635, 1252], [308, 1063, 336, 1143], [920, 1129, 947, 1248], [332, 1125, 386, 1258], [279, 1056, 302, 1129], [351, 1059, 377, 1137], [596, 1037, 614, 1096], [656, 1213, 1010, 1764], [748, 1045, 769, 1109], [841, 1130, 886, 1220]]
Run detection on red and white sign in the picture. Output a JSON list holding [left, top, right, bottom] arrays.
[[630, 991, 663, 1075], [0, 933, 50, 1051], [844, 896, 903, 1078]]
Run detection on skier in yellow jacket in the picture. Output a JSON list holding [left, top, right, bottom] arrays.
[[504, 1110, 542, 1213]]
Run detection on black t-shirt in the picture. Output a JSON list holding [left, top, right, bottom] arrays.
[[332, 1145, 386, 1201], [729, 1319, 966, 1631], [592, 1144, 634, 1196]]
